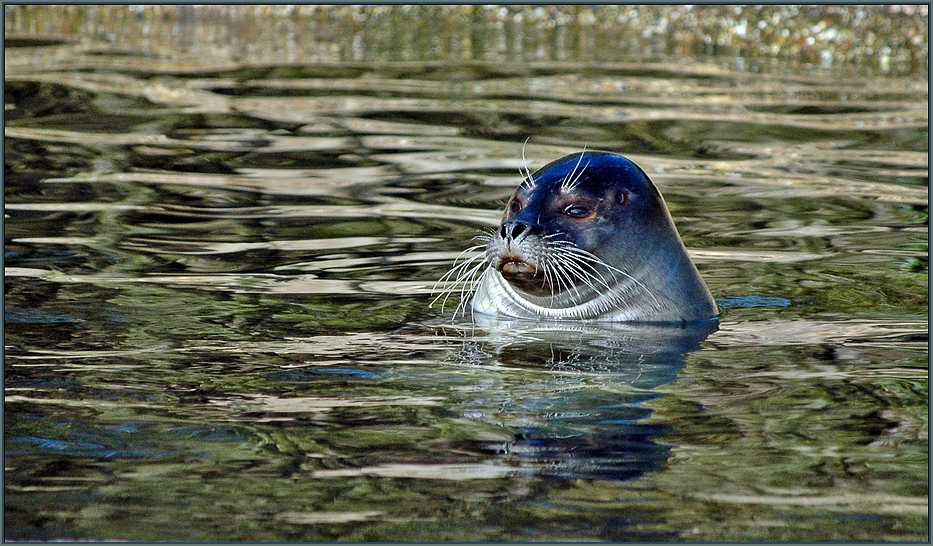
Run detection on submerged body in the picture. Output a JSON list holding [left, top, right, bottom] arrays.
[[471, 151, 717, 323]]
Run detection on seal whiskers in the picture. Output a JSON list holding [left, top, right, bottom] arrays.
[[550, 242, 663, 310], [541, 240, 605, 303], [430, 235, 490, 317], [519, 137, 536, 190], [559, 144, 589, 192]]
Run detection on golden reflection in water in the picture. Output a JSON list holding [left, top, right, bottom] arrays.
[[4, 5, 928, 75]]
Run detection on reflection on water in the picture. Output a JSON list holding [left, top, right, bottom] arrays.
[[454, 319, 719, 481], [4, 5, 928, 75], [4, 5, 929, 543]]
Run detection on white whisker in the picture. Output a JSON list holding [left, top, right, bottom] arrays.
[[430, 241, 490, 315], [556, 243, 662, 309], [560, 144, 589, 191], [432, 244, 485, 286], [564, 159, 590, 192], [520, 136, 535, 189], [453, 260, 488, 318]]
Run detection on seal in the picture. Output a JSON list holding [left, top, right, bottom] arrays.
[[435, 150, 718, 323]]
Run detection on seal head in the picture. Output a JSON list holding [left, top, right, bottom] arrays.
[[471, 151, 717, 323]]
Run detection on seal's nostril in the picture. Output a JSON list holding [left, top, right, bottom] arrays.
[[500, 220, 530, 241]]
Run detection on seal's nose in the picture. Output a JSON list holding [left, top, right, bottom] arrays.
[[500, 220, 531, 243]]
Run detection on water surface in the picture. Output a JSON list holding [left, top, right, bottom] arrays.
[[4, 6, 928, 542]]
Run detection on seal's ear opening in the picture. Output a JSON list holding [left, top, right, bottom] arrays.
[[614, 189, 627, 206]]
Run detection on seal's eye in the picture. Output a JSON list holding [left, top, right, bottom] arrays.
[[508, 197, 522, 215], [562, 204, 591, 218]]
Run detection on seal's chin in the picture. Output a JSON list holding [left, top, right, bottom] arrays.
[[497, 259, 553, 297]]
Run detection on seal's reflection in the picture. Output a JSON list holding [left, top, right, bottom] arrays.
[[455, 317, 718, 481]]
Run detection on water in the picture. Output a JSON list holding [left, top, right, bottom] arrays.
[[4, 6, 929, 542]]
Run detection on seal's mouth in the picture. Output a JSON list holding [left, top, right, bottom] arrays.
[[497, 258, 552, 296]]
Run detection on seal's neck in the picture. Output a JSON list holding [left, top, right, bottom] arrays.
[[472, 264, 715, 323]]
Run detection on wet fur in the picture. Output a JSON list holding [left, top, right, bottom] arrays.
[[432, 148, 717, 323]]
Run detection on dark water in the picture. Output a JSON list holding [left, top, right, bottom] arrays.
[[4, 6, 929, 542]]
